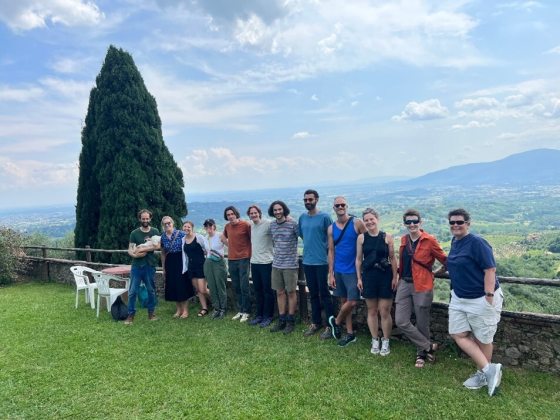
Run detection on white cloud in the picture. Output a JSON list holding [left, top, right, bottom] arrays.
[[182, 147, 315, 179], [0, 157, 78, 190], [545, 45, 560, 54], [451, 120, 496, 130], [392, 99, 449, 121], [49, 56, 90, 74], [0, 0, 105, 31], [292, 131, 312, 139], [0, 85, 44, 102], [310, 94, 319, 101], [455, 97, 499, 110]]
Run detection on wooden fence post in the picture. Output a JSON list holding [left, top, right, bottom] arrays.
[[41, 245, 50, 281], [297, 260, 308, 321]]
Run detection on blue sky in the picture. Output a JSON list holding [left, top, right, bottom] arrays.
[[1, 0, 560, 208]]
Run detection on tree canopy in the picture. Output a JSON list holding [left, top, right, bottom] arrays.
[[75, 45, 187, 261]]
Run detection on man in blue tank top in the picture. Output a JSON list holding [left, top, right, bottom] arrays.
[[327, 196, 366, 346]]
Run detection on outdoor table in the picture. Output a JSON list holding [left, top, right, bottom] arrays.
[[101, 265, 131, 301]]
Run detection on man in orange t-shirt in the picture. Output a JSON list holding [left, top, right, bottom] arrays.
[[222, 206, 252, 322]]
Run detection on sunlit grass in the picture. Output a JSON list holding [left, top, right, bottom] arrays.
[[1, 283, 559, 419]]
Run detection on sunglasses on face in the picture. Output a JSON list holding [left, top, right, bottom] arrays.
[[404, 220, 420, 225], [449, 220, 466, 225], [334, 203, 346, 209], [164, 222, 172, 226]]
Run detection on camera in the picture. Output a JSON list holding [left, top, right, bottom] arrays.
[[373, 259, 391, 271]]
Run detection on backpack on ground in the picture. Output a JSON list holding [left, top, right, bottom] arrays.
[[111, 296, 128, 321]]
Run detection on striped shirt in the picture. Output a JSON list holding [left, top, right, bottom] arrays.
[[269, 219, 299, 269]]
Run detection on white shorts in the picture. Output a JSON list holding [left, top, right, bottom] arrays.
[[448, 288, 503, 344]]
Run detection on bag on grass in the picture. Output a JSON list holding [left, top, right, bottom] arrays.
[[111, 296, 128, 321], [138, 284, 157, 308]]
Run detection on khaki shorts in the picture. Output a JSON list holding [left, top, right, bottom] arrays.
[[448, 288, 504, 344], [271, 268, 298, 292]]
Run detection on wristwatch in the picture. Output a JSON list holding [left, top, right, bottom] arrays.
[[485, 292, 494, 297]]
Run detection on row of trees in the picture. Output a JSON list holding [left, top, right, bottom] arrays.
[[74, 46, 187, 263]]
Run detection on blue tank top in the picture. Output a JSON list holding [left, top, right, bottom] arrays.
[[333, 218, 358, 274]]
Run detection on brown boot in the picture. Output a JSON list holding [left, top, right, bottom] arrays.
[[124, 315, 134, 325], [148, 312, 159, 321]]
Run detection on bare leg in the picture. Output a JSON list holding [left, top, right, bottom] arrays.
[[276, 289, 287, 316], [378, 298, 393, 339], [366, 298, 379, 338], [287, 291, 298, 315], [194, 278, 209, 310], [474, 336, 493, 364], [452, 332, 491, 369]]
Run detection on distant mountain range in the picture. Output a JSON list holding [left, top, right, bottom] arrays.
[[395, 148, 560, 187]]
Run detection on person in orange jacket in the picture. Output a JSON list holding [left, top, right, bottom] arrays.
[[395, 209, 447, 368]]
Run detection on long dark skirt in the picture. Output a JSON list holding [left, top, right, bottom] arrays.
[[164, 252, 195, 302]]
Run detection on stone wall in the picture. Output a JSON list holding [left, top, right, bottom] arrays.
[[26, 258, 560, 374]]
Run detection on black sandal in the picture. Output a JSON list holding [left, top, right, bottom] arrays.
[[197, 308, 209, 317], [415, 354, 426, 368], [426, 343, 438, 363]]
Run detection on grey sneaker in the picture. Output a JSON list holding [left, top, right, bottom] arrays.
[[484, 363, 503, 396], [328, 316, 341, 339], [370, 338, 380, 354], [338, 334, 357, 347], [320, 327, 333, 340], [231, 312, 243, 321], [240, 313, 250, 323], [303, 324, 321, 337], [463, 370, 487, 390], [380, 338, 390, 356]]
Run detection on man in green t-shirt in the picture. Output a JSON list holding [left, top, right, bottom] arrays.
[[124, 209, 160, 325]]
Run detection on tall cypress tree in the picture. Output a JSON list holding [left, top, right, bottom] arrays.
[[75, 45, 187, 262]]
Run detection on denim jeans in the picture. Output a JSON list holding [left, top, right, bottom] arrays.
[[303, 264, 334, 326], [128, 264, 157, 315], [251, 263, 275, 318], [228, 258, 251, 313]]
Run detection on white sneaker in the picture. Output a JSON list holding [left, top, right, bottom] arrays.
[[240, 313, 250, 323], [463, 370, 487, 389], [484, 363, 503, 396], [380, 338, 390, 356], [231, 312, 243, 321], [370, 338, 380, 355]]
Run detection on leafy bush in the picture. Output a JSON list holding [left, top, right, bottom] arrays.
[[0, 226, 28, 285]]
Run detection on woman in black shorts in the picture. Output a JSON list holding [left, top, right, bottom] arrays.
[[356, 208, 398, 356], [182, 221, 211, 317]]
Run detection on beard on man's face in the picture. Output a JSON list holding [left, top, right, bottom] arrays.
[[305, 202, 316, 211], [141, 221, 150, 228]]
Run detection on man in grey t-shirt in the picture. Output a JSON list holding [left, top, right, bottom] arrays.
[[268, 200, 299, 335]]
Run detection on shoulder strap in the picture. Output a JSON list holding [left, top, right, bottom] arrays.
[[333, 216, 354, 247]]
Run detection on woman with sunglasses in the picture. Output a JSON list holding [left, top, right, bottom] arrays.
[[160, 216, 194, 318], [447, 208, 504, 396], [395, 209, 447, 368]]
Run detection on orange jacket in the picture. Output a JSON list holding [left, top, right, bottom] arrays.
[[398, 230, 447, 292]]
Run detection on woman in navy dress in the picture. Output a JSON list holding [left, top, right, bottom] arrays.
[[160, 216, 194, 318]]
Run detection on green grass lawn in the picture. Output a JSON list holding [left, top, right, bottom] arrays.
[[1, 283, 559, 419]]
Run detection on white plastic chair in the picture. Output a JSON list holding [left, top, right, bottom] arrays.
[[70, 266, 101, 309], [92, 272, 129, 318]]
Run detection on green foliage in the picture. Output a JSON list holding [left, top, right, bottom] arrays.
[[75, 45, 187, 262], [1, 283, 559, 418], [0, 227, 28, 285]]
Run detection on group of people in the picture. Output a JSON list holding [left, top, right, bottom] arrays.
[[125, 191, 504, 396]]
